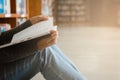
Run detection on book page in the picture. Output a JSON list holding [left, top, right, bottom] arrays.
[[0, 18, 57, 48], [11, 18, 54, 43]]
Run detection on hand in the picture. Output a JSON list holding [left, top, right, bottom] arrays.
[[37, 30, 58, 50], [30, 15, 48, 25]]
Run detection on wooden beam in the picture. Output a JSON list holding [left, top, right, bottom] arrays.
[[28, 0, 42, 18]]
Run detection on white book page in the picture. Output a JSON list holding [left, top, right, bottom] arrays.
[[11, 18, 53, 43], [0, 18, 57, 48]]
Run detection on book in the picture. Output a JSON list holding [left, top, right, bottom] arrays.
[[16, 0, 26, 15], [0, 0, 11, 14], [57, 0, 87, 23], [42, 0, 50, 16], [0, 18, 57, 49], [17, 18, 27, 25], [0, 23, 11, 32], [42, 0, 54, 16], [0, 0, 4, 14], [4, 0, 11, 14]]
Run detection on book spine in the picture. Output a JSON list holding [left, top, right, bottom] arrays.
[[16, 0, 26, 15], [16, 0, 27, 25], [4, 0, 11, 14], [0, 0, 5, 14], [17, 18, 27, 25], [42, 0, 51, 16], [0, 23, 11, 32], [57, 0, 87, 23]]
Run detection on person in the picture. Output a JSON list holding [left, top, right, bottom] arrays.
[[0, 15, 87, 80]]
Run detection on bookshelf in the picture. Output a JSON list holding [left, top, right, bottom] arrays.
[[52, 0, 57, 24], [56, 0, 89, 24], [41, 0, 57, 24], [0, 0, 42, 28]]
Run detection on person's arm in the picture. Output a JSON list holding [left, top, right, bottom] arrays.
[[0, 15, 48, 46], [0, 20, 32, 45], [0, 15, 58, 63], [0, 30, 58, 63]]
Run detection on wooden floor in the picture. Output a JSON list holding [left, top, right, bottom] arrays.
[[57, 25, 120, 80]]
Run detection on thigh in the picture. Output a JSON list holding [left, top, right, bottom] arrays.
[[41, 45, 87, 80]]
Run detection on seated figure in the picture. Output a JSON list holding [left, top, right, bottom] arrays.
[[0, 16, 87, 80]]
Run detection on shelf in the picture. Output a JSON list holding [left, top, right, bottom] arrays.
[[0, 0, 42, 28], [0, 14, 28, 18]]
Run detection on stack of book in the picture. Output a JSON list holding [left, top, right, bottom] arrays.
[[0, 0, 10, 14], [57, 0, 88, 23], [42, 0, 56, 16], [16, 0, 27, 25], [16, 0, 26, 16], [0, 0, 26, 15], [0, 23, 11, 32]]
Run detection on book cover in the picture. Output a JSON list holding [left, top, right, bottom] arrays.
[[0, 0, 5, 14]]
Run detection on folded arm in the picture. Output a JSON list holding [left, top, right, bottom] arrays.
[[0, 15, 58, 63], [0, 15, 48, 46]]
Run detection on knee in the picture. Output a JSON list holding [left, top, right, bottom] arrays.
[[74, 74, 87, 80], [41, 45, 58, 58]]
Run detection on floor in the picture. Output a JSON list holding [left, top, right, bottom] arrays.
[[33, 25, 120, 80], [57, 25, 120, 80]]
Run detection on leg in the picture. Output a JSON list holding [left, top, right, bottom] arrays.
[[0, 45, 87, 80], [0, 51, 42, 80], [40, 45, 87, 80]]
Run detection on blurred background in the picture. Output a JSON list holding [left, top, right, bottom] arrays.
[[49, 0, 120, 80], [1, 0, 120, 80]]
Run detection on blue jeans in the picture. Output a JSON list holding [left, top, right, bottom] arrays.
[[0, 45, 87, 80]]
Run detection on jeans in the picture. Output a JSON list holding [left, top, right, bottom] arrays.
[[0, 45, 87, 80]]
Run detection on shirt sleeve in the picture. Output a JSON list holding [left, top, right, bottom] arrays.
[[0, 19, 51, 63], [0, 20, 32, 46]]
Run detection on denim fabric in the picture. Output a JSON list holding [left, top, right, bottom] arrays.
[[0, 45, 87, 80]]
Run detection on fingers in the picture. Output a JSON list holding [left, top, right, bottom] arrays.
[[44, 31, 58, 44], [30, 15, 49, 24], [36, 15, 49, 21], [37, 31, 58, 50], [50, 30, 59, 38], [47, 34, 58, 44]]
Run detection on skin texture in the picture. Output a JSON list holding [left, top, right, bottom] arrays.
[[30, 15, 58, 50]]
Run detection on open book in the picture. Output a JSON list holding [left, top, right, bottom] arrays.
[[0, 18, 57, 48]]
